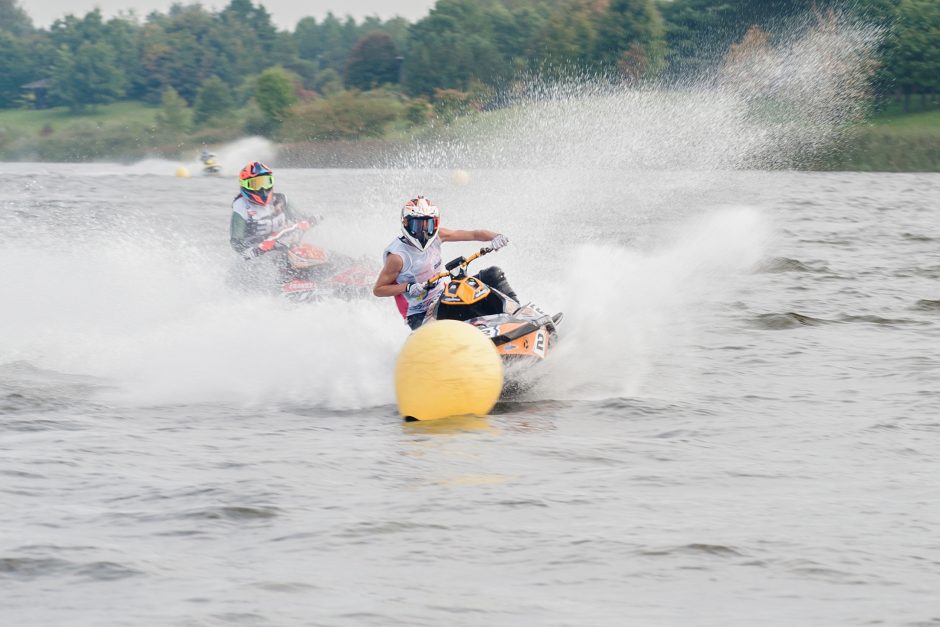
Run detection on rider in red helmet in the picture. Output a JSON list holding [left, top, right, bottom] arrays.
[[373, 196, 516, 330], [230, 161, 308, 259]]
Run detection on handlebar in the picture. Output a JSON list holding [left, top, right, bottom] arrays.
[[258, 221, 311, 250], [424, 246, 493, 289]]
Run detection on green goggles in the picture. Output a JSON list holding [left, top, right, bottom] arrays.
[[240, 175, 274, 191]]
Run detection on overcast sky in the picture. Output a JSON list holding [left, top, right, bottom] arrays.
[[20, 0, 438, 29]]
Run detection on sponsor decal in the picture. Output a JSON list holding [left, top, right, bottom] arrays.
[[282, 280, 318, 293]]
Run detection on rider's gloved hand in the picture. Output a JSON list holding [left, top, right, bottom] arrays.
[[296, 220, 311, 231], [489, 233, 509, 250], [242, 245, 264, 260], [405, 282, 427, 298], [258, 239, 277, 252]]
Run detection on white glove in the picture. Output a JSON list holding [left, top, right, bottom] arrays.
[[406, 282, 427, 298], [489, 233, 509, 251]]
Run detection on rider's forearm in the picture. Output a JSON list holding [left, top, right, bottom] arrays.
[[442, 229, 498, 242], [472, 229, 498, 241], [374, 282, 409, 298]]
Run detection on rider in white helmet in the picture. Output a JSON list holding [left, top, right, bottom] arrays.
[[373, 196, 516, 330]]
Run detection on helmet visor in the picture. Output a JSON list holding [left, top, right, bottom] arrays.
[[405, 215, 437, 242], [241, 175, 274, 191]]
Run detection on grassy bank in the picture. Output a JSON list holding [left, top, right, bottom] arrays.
[[3, 102, 940, 172], [813, 109, 940, 172], [0, 102, 246, 162]]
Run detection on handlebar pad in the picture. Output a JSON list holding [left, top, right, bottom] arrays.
[[445, 256, 466, 272]]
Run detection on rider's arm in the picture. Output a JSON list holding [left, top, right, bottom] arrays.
[[373, 253, 409, 297], [274, 193, 298, 222], [230, 212, 267, 255], [276, 193, 321, 226], [230, 212, 252, 254], [439, 228, 499, 242]]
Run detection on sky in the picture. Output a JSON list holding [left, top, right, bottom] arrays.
[[20, 0, 438, 29]]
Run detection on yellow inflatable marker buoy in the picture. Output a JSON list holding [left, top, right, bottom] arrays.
[[450, 169, 470, 186], [395, 320, 503, 421], [175, 166, 190, 178]]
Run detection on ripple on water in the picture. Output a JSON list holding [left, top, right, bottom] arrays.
[[757, 257, 831, 274], [748, 312, 832, 330], [0, 556, 140, 581], [179, 506, 280, 521], [901, 232, 935, 242], [914, 299, 940, 312], [837, 314, 925, 326], [639, 543, 745, 558], [748, 311, 925, 330]]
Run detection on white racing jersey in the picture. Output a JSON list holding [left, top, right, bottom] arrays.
[[383, 236, 444, 317], [232, 194, 290, 238]]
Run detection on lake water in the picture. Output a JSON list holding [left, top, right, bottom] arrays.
[[2, 163, 939, 626]]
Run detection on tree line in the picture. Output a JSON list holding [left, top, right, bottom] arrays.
[[1, 0, 937, 131]]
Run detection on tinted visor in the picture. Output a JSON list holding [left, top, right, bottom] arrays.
[[405, 215, 437, 244], [241, 175, 274, 191]]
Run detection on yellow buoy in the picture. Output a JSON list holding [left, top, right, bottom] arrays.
[[450, 169, 470, 186], [395, 320, 503, 421], [175, 166, 190, 178]]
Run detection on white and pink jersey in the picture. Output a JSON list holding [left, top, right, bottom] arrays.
[[383, 236, 444, 317]]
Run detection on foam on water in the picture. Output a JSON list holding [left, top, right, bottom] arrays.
[[376, 14, 878, 400], [539, 207, 770, 400], [0, 14, 880, 408], [0, 225, 405, 407]]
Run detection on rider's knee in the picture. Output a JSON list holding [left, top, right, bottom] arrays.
[[479, 266, 507, 283]]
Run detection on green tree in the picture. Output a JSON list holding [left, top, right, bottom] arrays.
[[255, 67, 297, 127], [345, 31, 401, 90], [594, 0, 665, 77], [882, 0, 940, 111], [528, 0, 599, 73], [660, 0, 900, 77], [193, 76, 236, 125], [50, 41, 126, 111], [313, 68, 343, 96], [0, 0, 32, 35], [50, 9, 107, 52], [0, 31, 34, 107], [154, 86, 191, 137], [280, 90, 401, 140], [294, 17, 323, 61], [404, 0, 510, 95]]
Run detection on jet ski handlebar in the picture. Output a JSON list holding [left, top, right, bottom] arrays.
[[256, 221, 312, 251], [424, 246, 494, 288]]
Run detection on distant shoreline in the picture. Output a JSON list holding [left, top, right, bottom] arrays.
[[2, 112, 938, 173]]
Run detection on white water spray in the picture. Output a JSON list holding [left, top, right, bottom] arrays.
[[0, 15, 880, 407]]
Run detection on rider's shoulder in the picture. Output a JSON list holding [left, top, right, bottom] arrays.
[[231, 195, 259, 216], [385, 236, 410, 252]]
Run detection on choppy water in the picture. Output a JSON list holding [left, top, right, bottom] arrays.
[[2, 163, 939, 626]]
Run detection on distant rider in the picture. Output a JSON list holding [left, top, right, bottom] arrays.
[[373, 196, 517, 330], [230, 161, 308, 260]]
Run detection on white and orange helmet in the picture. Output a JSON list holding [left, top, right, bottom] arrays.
[[401, 196, 440, 250]]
